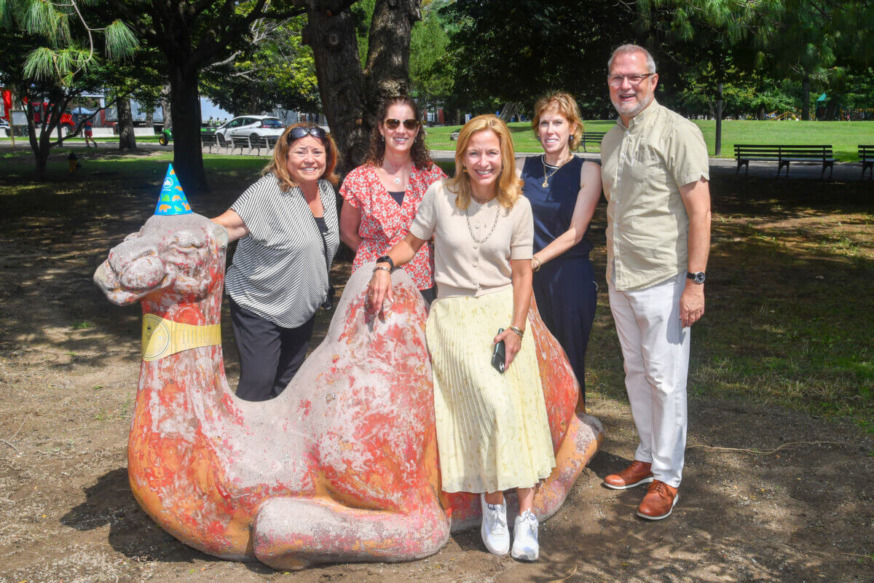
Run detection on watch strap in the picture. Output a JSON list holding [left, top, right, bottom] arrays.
[[376, 255, 394, 270], [686, 271, 706, 284]]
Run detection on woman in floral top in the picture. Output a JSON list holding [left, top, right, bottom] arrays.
[[340, 95, 446, 303]]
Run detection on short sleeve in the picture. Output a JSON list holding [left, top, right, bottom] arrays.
[[509, 196, 534, 260], [409, 181, 441, 241], [667, 121, 710, 187], [231, 175, 273, 225], [338, 165, 367, 209]]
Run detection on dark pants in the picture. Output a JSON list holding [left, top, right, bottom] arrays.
[[229, 297, 316, 402], [532, 256, 597, 401], [420, 286, 437, 305]]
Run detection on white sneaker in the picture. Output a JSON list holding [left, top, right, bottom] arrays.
[[511, 510, 539, 561], [480, 494, 510, 555]]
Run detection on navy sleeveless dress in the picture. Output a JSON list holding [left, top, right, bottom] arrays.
[[521, 156, 598, 400]]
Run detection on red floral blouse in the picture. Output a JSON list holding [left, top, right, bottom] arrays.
[[340, 162, 446, 290]]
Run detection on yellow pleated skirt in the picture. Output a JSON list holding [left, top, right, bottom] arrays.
[[426, 287, 556, 493]]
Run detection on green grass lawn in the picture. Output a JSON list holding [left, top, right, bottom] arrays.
[[425, 120, 874, 161]]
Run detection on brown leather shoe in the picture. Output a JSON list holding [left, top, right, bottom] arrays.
[[637, 480, 679, 520], [603, 460, 653, 490]]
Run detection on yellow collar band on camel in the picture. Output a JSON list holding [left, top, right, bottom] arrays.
[[141, 313, 221, 361]]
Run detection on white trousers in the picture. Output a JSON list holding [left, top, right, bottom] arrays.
[[608, 273, 689, 488]]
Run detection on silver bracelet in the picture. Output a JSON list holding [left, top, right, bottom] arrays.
[[508, 326, 524, 339], [373, 266, 392, 273]]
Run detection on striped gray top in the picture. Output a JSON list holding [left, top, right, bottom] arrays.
[[225, 174, 339, 328]]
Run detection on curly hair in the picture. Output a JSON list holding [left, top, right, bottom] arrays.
[[447, 114, 523, 211], [365, 95, 434, 170], [531, 91, 584, 152], [263, 123, 340, 189]]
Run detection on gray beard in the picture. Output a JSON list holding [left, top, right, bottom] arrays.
[[612, 94, 654, 119]]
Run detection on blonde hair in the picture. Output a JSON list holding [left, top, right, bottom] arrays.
[[263, 123, 340, 190], [447, 114, 522, 210], [531, 91, 584, 151]]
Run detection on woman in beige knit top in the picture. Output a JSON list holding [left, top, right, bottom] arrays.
[[367, 115, 555, 562]]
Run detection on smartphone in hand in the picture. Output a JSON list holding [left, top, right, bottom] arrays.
[[491, 328, 506, 373]]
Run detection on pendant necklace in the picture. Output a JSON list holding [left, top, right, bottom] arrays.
[[541, 154, 568, 188], [466, 195, 500, 244], [383, 162, 407, 187]]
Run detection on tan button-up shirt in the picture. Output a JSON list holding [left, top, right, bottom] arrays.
[[601, 100, 709, 291]]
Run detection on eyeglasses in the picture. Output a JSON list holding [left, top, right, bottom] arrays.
[[608, 73, 654, 88], [287, 125, 327, 144], [384, 118, 419, 130]]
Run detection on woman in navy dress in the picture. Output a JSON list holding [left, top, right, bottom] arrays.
[[516, 92, 602, 403]]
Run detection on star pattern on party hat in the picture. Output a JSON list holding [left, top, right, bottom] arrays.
[[154, 164, 193, 216]]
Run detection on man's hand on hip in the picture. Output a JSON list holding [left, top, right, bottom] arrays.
[[680, 283, 705, 327]]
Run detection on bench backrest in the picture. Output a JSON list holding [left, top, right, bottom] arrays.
[[582, 132, 606, 142], [859, 145, 874, 160], [735, 145, 833, 159]]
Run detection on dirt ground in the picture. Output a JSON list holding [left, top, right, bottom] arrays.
[[1, 150, 873, 582]]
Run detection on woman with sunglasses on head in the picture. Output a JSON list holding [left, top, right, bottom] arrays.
[[516, 92, 602, 407], [212, 123, 340, 402], [340, 96, 446, 303], [367, 115, 555, 562]]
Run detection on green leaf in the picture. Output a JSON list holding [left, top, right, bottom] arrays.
[[23, 46, 58, 81], [24, 0, 71, 45], [104, 20, 139, 60]]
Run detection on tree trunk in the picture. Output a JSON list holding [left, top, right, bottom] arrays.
[[498, 102, 521, 122], [304, 0, 421, 174], [714, 83, 723, 157], [303, 1, 368, 173], [363, 0, 421, 119], [801, 72, 811, 121], [168, 64, 208, 193], [160, 84, 173, 131], [117, 96, 137, 150]]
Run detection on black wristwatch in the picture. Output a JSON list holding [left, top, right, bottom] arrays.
[[687, 271, 706, 284], [376, 255, 395, 270]]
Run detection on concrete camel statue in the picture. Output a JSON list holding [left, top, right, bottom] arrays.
[[93, 211, 603, 569]]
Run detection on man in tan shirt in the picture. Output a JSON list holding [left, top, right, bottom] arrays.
[[600, 44, 712, 520]]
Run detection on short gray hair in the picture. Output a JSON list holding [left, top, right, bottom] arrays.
[[608, 44, 657, 74]]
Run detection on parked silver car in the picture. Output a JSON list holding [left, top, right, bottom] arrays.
[[213, 115, 285, 146], [0, 119, 9, 137]]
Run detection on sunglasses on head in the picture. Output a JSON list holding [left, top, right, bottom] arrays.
[[287, 125, 327, 144], [383, 118, 419, 130]]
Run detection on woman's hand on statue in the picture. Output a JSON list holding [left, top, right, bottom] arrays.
[[495, 328, 522, 370], [366, 269, 393, 316]]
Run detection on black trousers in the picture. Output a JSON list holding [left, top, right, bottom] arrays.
[[229, 297, 316, 402], [532, 256, 597, 401]]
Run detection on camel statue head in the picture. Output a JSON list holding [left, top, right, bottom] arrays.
[[94, 213, 227, 308]]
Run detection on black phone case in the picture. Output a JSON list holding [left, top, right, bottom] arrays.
[[491, 328, 506, 373]]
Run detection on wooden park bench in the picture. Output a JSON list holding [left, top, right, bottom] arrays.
[[250, 135, 278, 156], [734, 144, 835, 179], [859, 145, 873, 180], [231, 136, 251, 155], [201, 132, 218, 153], [581, 131, 605, 152]]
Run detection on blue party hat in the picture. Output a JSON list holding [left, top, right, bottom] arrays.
[[154, 164, 192, 216]]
